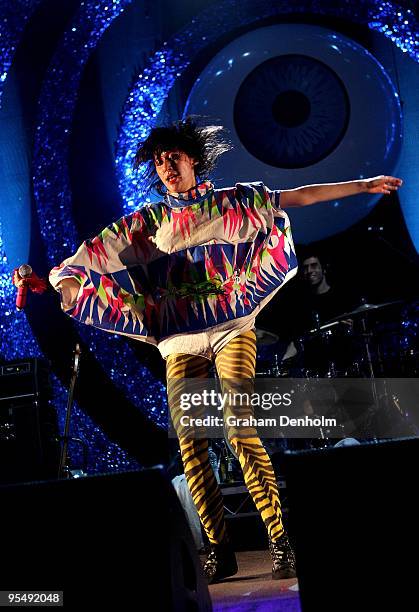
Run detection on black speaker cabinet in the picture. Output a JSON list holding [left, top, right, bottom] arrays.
[[283, 437, 419, 611], [0, 358, 60, 483], [0, 467, 212, 611]]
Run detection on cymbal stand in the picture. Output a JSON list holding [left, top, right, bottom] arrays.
[[314, 312, 337, 378], [359, 314, 380, 438], [272, 352, 281, 377], [323, 329, 337, 378]]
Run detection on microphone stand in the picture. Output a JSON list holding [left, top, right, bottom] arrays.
[[58, 344, 84, 479]]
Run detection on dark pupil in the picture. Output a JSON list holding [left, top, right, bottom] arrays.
[[272, 90, 311, 128]]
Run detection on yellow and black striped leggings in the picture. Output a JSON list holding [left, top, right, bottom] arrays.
[[167, 329, 284, 545]]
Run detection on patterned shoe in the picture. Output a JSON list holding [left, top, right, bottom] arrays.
[[203, 537, 238, 584], [269, 533, 297, 580]]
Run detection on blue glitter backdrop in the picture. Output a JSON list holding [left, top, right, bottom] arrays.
[[1, 0, 419, 468], [0, 1, 140, 473], [0, 1, 42, 102]]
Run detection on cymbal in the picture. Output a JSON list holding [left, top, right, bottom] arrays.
[[326, 300, 403, 323], [255, 327, 279, 345]]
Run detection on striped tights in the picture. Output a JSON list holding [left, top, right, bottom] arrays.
[[167, 330, 284, 545]]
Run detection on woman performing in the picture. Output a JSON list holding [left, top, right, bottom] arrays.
[[44, 117, 401, 583]]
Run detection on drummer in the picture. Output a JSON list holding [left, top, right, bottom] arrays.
[[299, 251, 358, 330], [258, 251, 358, 338], [282, 251, 360, 375]]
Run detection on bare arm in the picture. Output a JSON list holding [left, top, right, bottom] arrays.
[[55, 278, 81, 310], [279, 175, 403, 208], [13, 269, 81, 311]]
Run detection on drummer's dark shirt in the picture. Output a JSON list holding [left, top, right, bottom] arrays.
[[258, 283, 359, 341], [296, 286, 355, 336]]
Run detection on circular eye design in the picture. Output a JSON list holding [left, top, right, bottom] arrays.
[[185, 23, 402, 242], [234, 54, 350, 169]]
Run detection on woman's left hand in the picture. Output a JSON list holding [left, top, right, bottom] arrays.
[[364, 175, 403, 195]]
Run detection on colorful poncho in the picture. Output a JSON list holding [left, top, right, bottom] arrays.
[[49, 181, 298, 352]]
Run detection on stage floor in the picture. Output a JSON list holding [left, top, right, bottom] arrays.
[[203, 549, 301, 612]]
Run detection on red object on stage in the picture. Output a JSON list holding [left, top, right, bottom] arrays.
[[12, 265, 48, 310]]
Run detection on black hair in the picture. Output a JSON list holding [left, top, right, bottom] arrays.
[[299, 248, 325, 268], [133, 115, 232, 195]]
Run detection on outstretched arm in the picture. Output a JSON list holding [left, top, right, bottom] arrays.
[[279, 175, 403, 208]]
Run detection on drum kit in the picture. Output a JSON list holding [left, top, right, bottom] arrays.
[[255, 297, 419, 447], [203, 299, 419, 478], [256, 297, 419, 380]]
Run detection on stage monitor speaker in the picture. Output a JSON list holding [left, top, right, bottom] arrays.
[[0, 467, 212, 611], [283, 437, 419, 611], [0, 358, 60, 483]]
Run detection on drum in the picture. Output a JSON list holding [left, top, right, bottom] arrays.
[[370, 301, 419, 376], [255, 328, 289, 377], [297, 321, 358, 378]]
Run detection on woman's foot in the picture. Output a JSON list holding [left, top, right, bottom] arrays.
[[203, 536, 238, 584], [269, 533, 297, 580]]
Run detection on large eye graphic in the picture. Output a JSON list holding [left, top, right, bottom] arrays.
[[185, 23, 402, 242], [234, 54, 350, 169]]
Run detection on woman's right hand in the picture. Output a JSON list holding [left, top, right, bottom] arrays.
[[12, 269, 25, 287]]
